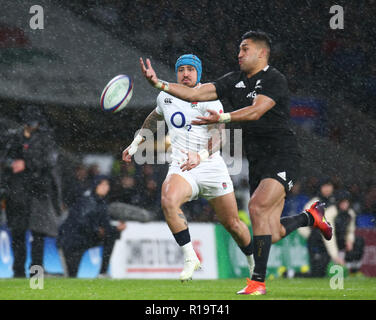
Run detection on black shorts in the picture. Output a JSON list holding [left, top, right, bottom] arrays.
[[247, 153, 301, 196]]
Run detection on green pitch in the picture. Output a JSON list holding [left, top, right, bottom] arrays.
[[0, 277, 375, 300]]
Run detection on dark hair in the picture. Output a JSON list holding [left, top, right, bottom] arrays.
[[241, 30, 272, 55]]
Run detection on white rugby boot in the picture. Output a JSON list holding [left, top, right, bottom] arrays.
[[179, 242, 201, 281]]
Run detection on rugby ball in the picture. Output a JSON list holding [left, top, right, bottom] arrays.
[[100, 74, 133, 113]]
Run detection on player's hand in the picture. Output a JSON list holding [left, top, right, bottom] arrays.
[[180, 150, 201, 171], [11, 159, 26, 174], [122, 146, 133, 163], [191, 109, 220, 125], [117, 221, 127, 232], [140, 57, 158, 87]]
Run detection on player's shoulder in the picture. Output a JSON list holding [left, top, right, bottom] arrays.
[[264, 65, 287, 83], [216, 70, 243, 83], [156, 91, 174, 105], [157, 90, 170, 100]]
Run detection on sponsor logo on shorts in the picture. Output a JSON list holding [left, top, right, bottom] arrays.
[[222, 182, 228, 189]]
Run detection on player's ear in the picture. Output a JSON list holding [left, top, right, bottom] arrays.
[[259, 47, 268, 59]]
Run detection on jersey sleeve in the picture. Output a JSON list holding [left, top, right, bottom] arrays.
[[257, 72, 288, 104], [212, 72, 236, 100], [155, 92, 164, 115]]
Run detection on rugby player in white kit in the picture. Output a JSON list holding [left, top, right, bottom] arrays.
[[122, 54, 254, 281]]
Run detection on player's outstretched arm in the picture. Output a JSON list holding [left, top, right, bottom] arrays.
[[192, 94, 276, 125], [122, 109, 163, 162], [140, 57, 218, 102]]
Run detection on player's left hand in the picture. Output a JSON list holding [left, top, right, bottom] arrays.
[[140, 57, 158, 87], [180, 150, 201, 171], [191, 109, 220, 125]]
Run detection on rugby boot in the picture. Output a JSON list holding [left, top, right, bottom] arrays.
[[180, 255, 201, 282], [306, 201, 333, 240], [237, 278, 266, 295]]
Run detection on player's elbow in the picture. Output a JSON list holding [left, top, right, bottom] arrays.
[[252, 112, 262, 121]]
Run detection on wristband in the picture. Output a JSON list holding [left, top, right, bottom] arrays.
[[198, 149, 209, 162], [154, 80, 169, 92], [218, 112, 231, 123], [128, 134, 143, 156]]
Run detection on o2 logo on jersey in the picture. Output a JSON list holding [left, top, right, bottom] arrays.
[[170, 112, 185, 128], [170, 112, 192, 131]]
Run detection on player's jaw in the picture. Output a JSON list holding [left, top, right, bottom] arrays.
[[180, 77, 195, 87]]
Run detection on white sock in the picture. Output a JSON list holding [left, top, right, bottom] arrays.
[[182, 242, 196, 260]]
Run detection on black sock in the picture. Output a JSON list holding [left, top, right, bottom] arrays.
[[251, 235, 272, 283], [280, 211, 314, 236], [173, 228, 191, 246], [239, 240, 253, 256]]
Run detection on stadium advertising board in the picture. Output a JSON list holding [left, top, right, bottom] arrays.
[[110, 222, 218, 279]]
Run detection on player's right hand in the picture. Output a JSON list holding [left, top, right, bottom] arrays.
[[191, 109, 220, 125], [180, 150, 201, 171], [122, 134, 143, 162], [140, 57, 158, 87], [122, 146, 133, 163]]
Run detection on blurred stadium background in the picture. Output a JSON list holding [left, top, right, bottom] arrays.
[[0, 0, 375, 282]]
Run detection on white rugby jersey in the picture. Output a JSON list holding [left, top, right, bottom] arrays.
[[155, 91, 224, 163]]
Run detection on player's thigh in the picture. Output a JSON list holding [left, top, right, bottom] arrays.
[[249, 178, 286, 219], [161, 173, 192, 209], [209, 192, 239, 226]]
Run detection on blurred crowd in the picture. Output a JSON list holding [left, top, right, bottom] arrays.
[[67, 0, 376, 118]]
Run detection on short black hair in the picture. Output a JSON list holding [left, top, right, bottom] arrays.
[[241, 30, 272, 56]]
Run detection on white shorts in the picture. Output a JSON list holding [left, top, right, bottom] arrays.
[[167, 154, 234, 201]]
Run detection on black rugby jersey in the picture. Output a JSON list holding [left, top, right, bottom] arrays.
[[213, 65, 300, 158]]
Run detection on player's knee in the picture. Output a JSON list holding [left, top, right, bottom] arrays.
[[222, 217, 241, 235], [161, 194, 179, 213], [248, 199, 268, 223]]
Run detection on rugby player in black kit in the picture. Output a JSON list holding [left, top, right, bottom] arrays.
[[140, 30, 333, 295]]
